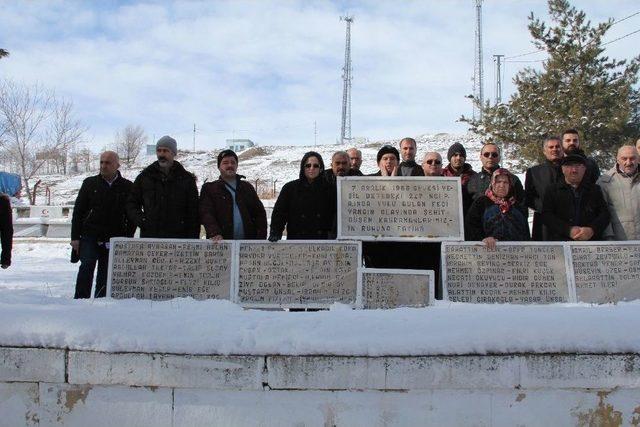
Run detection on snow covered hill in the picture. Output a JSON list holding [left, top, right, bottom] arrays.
[[27, 132, 527, 206]]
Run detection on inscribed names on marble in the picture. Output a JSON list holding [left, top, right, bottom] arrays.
[[571, 243, 640, 304], [107, 238, 232, 300], [236, 241, 360, 308], [442, 243, 570, 304], [361, 268, 434, 309]]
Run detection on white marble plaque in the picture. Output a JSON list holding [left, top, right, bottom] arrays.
[[442, 243, 571, 304], [571, 242, 640, 304], [236, 241, 361, 308], [107, 238, 233, 300], [361, 268, 434, 309], [337, 176, 464, 241]]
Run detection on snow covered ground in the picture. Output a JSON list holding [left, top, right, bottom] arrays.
[[2, 240, 640, 356]]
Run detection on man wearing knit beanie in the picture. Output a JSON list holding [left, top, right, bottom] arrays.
[[442, 142, 476, 217], [126, 135, 200, 238]]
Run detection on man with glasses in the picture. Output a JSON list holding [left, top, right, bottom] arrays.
[[421, 152, 443, 176], [525, 136, 564, 240], [542, 153, 609, 241], [346, 148, 364, 176], [561, 129, 600, 184], [467, 142, 525, 210]]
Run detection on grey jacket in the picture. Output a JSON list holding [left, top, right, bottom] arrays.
[[597, 166, 640, 240]]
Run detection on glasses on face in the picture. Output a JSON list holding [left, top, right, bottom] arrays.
[[483, 152, 499, 158], [425, 159, 442, 165], [305, 163, 320, 169]]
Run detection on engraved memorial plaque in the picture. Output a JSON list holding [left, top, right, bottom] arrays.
[[361, 268, 434, 309], [337, 176, 464, 241], [571, 243, 640, 303], [107, 238, 232, 300], [442, 243, 570, 304], [236, 241, 360, 308]]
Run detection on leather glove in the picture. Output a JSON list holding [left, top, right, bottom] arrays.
[[268, 233, 281, 242]]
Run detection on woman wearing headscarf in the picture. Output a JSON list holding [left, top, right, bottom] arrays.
[[269, 151, 335, 241], [466, 168, 530, 249]]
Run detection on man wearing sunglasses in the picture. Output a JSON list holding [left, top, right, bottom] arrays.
[[421, 152, 443, 176], [466, 143, 525, 219]]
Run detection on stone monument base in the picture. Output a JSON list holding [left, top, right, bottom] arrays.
[[2, 346, 638, 426]]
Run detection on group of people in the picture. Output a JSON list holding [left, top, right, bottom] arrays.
[[1, 131, 638, 299]]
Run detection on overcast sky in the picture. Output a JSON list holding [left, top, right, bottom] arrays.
[[0, 1, 638, 151]]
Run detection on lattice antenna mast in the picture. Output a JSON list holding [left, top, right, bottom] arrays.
[[472, 0, 484, 120], [340, 16, 353, 144]]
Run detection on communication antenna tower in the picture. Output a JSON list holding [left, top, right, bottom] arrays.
[[340, 16, 353, 144], [472, 0, 484, 119]]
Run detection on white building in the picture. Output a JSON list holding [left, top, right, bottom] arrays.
[[226, 139, 255, 152]]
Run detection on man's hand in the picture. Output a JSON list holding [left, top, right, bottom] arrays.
[[482, 236, 498, 250], [70, 240, 80, 254], [573, 227, 594, 241], [1, 264, 9, 269], [268, 233, 281, 242], [569, 226, 581, 240], [210, 235, 223, 242]]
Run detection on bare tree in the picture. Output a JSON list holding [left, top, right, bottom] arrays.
[[0, 80, 86, 204], [114, 124, 147, 166]]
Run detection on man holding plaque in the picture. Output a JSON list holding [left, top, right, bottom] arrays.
[[199, 150, 267, 241], [597, 145, 640, 240], [542, 153, 609, 241]]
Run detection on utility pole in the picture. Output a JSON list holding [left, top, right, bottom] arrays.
[[192, 124, 196, 152], [493, 54, 504, 104], [340, 16, 353, 144], [473, 0, 484, 120]]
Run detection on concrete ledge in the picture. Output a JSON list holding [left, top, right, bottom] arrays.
[[68, 351, 264, 389], [0, 347, 65, 383]]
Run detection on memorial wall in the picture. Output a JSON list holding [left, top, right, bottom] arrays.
[[361, 268, 434, 309]]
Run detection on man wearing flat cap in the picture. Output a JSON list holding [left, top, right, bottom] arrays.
[[199, 150, 267, 241], [541, 153, 610, 241], [127, 135, 200, 238]]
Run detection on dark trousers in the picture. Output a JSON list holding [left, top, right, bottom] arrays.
[[74, 237, 110, 299]]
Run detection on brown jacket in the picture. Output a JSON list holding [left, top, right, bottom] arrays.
[[199, 176, 267, 239]]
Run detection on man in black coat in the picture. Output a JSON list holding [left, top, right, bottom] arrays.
[[127, 136, 200, 239], [0, 194, 12, 269], [347, 148, 364, 176], [467, 143, 525, 204], [71, 151, 135, 298], [562, 129, 600, 184], [322, 151, 354, 185], [525, 136, 564, 241], [542, 154, 610, 241], [397, 137, 425, 176]]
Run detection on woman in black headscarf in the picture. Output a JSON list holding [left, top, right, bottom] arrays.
[[269, 151, 335, 241]]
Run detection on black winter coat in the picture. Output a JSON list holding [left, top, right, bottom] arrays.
[[541, 180, 610, 241], [525, 160, 562, 240], [0, 195, 12, 266], [398, 161, 425, 177], [465, 196, 530, 242], [270, 178, 335, 240], [127, 161, 200, 238], [71, 173, 135, 241], [199, 176, 267, 240]]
